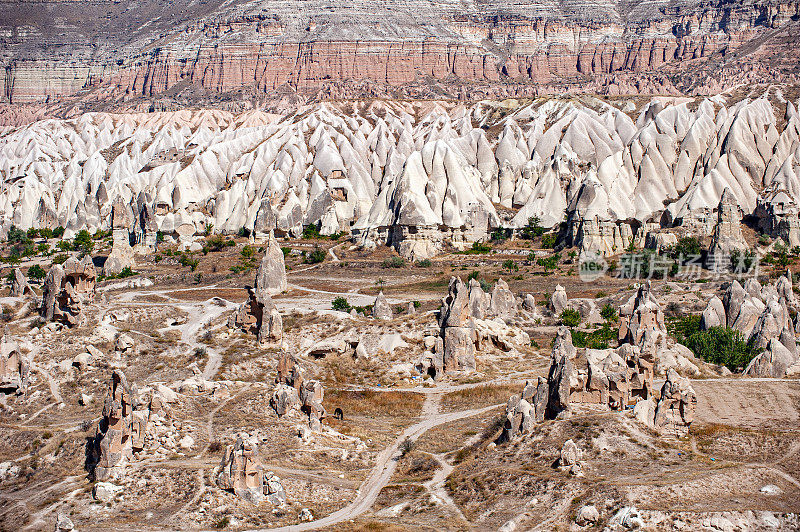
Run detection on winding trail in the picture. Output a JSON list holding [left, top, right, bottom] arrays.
[[247, 397, 502, 532]]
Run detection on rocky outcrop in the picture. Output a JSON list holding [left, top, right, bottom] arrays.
[[103, 196, 136, 276], [549, 284, 568, 316], [271, 352, 326, 430], [10, 268, 33, 297], [372, 291, 393, 321], [652, 368, 697, 437], [89, 370, 147, 482], [618, 281, 667, 354], [254, 232, 287, 296], [0, 332, 29, 395], [41, 257, 96, 327], [2, 0, 800, 105], [229, 232, 285, 343], [435, 277, 477, 376], [710, 188, 748, 260], [701, 273, 799, 375], [216, 432, 286, 505]]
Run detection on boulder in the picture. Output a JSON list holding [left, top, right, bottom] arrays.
[[93, 482, 123, 503]]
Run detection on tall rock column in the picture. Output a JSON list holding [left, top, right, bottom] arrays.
[[436, 277, 476, 375], [103, 196, 136, 276], [254, 231, 287, 297]]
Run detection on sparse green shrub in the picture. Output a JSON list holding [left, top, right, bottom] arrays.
[[520, 216, 546, 239], [399, 437, 416, 457], [332, 296, 351, 312], [302, 223, 322, 239], [281, 246, 291, 258], [416, 259, 432, 268], [382, 256, 405, 268], [179, 254, 199, 271], [73, 230, 94, 255], [600, 303, 618, 322], [51, 254, 68, 265], [683, 326, 761, 372], [560, 308, 581, 327], [205, 234, 234, 252], [465, 241, 492, 254], [6, 225, 29, 245], [490, 228, 512, 244], [536, 254, 560, 273], [304, 247, 326, 264], [571, 323, 616, 349], [240, 245, 255, 260]]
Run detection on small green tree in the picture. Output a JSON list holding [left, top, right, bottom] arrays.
[[27, 264, 46, 281], [73, 230, 94, 255], [502, 259, 518, 272], [536, 254, 560, 273], [541, 233, 558, 249]]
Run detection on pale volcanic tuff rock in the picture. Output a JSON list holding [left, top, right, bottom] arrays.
[[701, 272, 800, 376], [1, 97, 800, 257]]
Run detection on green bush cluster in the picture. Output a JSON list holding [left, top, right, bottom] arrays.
[[668, 315, 761, 371], [382, 256, 405, 268], [303, 247, 326, 264]]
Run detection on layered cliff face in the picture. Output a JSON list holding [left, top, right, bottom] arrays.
[[0, 94, 799, 257], [1, 0, 799, 106]]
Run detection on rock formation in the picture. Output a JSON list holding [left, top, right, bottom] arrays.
[[372, 291, 393, 320], [501, 378, 548, 441], [489, 279, 517, 318], [0, 332, 29, 395], [271, 352, 326, 430], [549, 285, 568, 316], [229, 232, 285, 343], [10, 268, 33, 297], [509, 325, 654, 427], [90, 370, 147, 482], [435, 277, 476, 376], [41, 256, 97, 327], [1, 96, 799, 262], [254, 232, 287, 296], [559, 439, 585, 476], [618, 281, 667, 353], [216, 432, 286, 505], [103, 196, 136, 277], [2, 0, 799, 106], [701, 273, 800, 376], [652, 369, 697, 437], [710, 188, 748, 259]]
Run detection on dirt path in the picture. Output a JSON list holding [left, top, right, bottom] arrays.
[[250, 399, 502, 532]]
